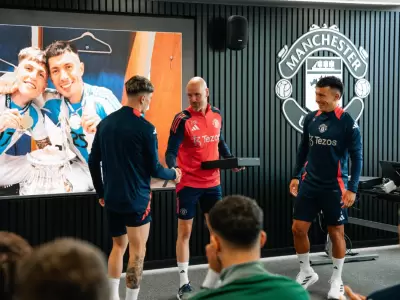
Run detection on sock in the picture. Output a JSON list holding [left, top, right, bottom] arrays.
[[108, 278, 120, 300], [178, 262, 189, 287], [297, 252, 313, 273], [331, 257, 345, 281], [202, 268, 220, 289], [125, 287, 140, 300]]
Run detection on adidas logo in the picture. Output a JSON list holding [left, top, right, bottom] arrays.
[[302, 275, 312, 285], [334, 266, 338, 270], [180, 270, 185, 273], [191, 124, 200, 131]]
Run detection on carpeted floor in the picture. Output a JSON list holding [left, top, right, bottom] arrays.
[[118, 245, 400, 300]]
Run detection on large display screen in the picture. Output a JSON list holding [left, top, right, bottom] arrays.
[[0, 23, 182, 196]]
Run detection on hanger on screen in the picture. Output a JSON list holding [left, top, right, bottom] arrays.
[[0, 58, 16, 73], [68, 32, 112, 54]]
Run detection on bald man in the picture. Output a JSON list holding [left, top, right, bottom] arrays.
[[166, 77, 243, 299]]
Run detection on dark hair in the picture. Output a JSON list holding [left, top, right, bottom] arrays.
[[15, 238, 109, 300], [209, 195, 263, 249], [0, 232, 32, 300], [125, 75, 154, 97], [316, 76, 344, 96], [44, 41, 79, 68]]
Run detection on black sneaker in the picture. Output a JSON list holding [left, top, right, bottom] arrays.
[[177, 282, 193, 300]]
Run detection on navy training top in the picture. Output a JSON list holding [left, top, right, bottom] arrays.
[[292, 107, 363, 193], [88, 106, 176, 214]]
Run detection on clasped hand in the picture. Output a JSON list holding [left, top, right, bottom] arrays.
[[341, 190, 356, 208], [0, 77, 18, 95], [81, 113, 101, 134], [205, 243, 222, 273], [173, 168, 182, 183], [289, 179, 299, 197], [0, 109, 22, 132]]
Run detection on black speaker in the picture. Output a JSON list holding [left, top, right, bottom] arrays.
[[226, 15, 248, 50]]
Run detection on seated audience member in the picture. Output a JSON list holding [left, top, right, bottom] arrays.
[[343, 215, 400, 300], [0, 231, 32, 300], [187, 195, 310, 300], [15, 238, 110, 300]]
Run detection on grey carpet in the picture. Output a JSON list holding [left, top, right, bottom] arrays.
[[118, 246, 400, 300]]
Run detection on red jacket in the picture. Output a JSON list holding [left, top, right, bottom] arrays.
[[166, 104, 233, 192]]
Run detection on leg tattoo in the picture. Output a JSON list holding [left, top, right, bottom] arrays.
[[126, 255, 144, 289]]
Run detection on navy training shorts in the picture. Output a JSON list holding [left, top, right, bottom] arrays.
[[176, 185, 222, 220], [293, 183, 348, 226], [106, 209, 152, 237]]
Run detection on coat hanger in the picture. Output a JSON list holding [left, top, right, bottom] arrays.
[[0, 58, 16, 73], [68, 31, 112, 54]]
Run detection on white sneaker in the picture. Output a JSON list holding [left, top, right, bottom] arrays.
[[295, 270, 319, 290], [327, 279, 345, 299]]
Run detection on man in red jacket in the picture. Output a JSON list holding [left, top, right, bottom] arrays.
[[165, 77, 243, 299]]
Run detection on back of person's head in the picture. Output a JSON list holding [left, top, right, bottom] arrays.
[[125, 75, 154, 98], [208, 195, 266, 251], [316, 76, 344, 97], [15, 238, 109, 300], [0, 231, 32, 300]]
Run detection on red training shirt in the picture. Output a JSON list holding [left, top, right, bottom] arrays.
[[165, 104, 233, 192]]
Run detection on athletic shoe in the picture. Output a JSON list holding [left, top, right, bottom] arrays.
[[296, 270, 319, 290], [177, 282, 193, 300], [327, 279, 345, 299]]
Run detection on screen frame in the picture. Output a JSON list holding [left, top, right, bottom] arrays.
[[0, 8, 195, 199]]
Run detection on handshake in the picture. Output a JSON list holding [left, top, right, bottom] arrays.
[[172, 167, 182, 183]]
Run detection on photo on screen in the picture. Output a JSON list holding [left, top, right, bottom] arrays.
[[0, 24, 182, 196]]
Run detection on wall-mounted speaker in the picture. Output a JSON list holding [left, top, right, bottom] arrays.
[[226, 15, 248, 51]]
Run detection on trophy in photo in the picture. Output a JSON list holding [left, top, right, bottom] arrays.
[[19, 110, 76, 195]]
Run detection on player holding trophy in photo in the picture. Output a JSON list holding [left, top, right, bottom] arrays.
[[38, 41, 122, 192], [0, 41, 121, 195], [0, 47, 53, 189]]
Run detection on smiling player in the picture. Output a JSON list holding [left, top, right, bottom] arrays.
[[0, 47, 51, 187], [38, 41, 121, 192], [289, 76, 363, 299]]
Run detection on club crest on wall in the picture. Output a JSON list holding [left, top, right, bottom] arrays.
[[275, 24, 370, 133]]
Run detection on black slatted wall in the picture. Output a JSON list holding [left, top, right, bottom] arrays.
[[0, 1, 399, 267]]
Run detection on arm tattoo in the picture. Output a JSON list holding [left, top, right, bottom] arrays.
[[35, 137, 52, 149], [126, 255, 144, 289]]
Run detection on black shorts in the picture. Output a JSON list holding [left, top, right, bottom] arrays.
[[106, 209, 152, 237], [293, 183, 348, 226], [176, 185, 222, 220]]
